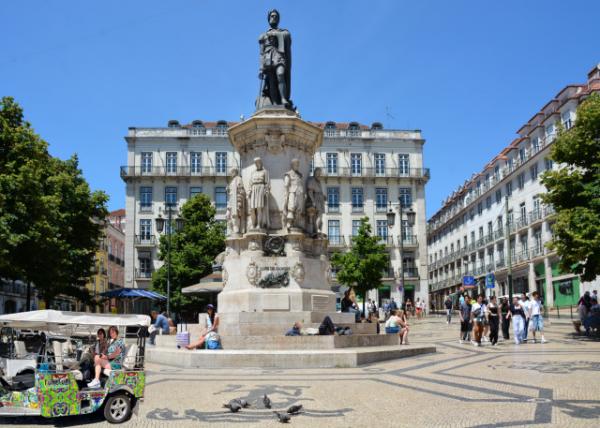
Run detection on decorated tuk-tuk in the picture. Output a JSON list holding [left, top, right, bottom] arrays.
[[0, 310, 149, 423]]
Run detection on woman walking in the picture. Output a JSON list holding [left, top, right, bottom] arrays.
[[500, 297, 510, 341], [529, 291, 547, 343], [487, 296, 500, 346], [507, 296, 526, 344], [471, 295, 485, 346]]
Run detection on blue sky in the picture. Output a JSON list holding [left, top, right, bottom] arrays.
[[2, 1, 599, 217]]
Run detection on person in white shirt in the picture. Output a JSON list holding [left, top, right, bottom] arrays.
[[519, 293, 531, 342], [470, 294, 485, 346], [529, 291, 547, 343]]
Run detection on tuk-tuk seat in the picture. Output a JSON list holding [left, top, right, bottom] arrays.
[[14, 340, 27, 358]]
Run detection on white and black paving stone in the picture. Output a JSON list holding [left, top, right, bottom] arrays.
[[1, 318, 599, 427]]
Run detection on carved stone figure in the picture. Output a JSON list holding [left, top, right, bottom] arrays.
[[291, 262, 305, 284], [257, 9, 293, 110], [305, 167, 325, 236], [226, 168, 246, 235], [283, 159, 304, 231], [248, 157, 270, 230]]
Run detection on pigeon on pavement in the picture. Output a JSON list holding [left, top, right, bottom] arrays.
[[274, 411, 291, 423], [263, 394, 272, 409], [287, 404, 303, 414], [223, 400, 242, 413], [233, 398, 250, 408]]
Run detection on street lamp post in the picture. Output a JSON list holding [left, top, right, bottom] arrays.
[[387, 198, 416, 305], [155, 204, 184, 316]]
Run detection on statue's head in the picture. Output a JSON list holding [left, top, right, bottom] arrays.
[[230, 167, 239, 177], [291, 158, 300, 171], [268, 9, 280, 28], [254, 157, 263, 169], [314, 167, 322, 178]]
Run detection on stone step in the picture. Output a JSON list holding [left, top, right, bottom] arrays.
[[219, 311, 356, 325], [146, 344, 436, 369], [220, 321, 377, 336], [221, 334, 397, 350], [153, 329, 385, 349]]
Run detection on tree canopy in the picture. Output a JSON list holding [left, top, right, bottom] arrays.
[[541, 92, 600, 282], [151, 193, 226, 316], [330, 217, 389, 312], [0, 96, 108, 305]]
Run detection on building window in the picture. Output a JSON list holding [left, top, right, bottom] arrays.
[[533, 195, 541, 215], [165, 186, 177, 206], [530, 163, 538, 181], [562, 111, 573, 130], [215, 152, 227, 174], [375, 188, 388, 212], [190, 152, 202, 174], [324, 122, 337, 137], [351, 187, 363, 212], [190, 187, 202, 199], [215, 187, 227, 210], [352, 219, 361, 236], [486, 196, 492, 210], [141, 152, 153, 174], [398, 154, 410, 176], [140, 187, 153, 210], [326, 153, 338, 175], [166, 152, 177, 174], [398, 187, 412, 207], [495, 189, 502, 204], [215, 121, 228, 135], [348, 122, 361, 137], [374, 153, 386, 176], [327, 187, 340, 212], [506, 181, 513, 197], [351, 153, 362, 176], [494, 165, 500, 180], [517, 173, 525, 190], [518, 148, 526, 163], [477, 202, 483, 216], [191, 120, 206, 135], [531, 137, 540, 153], [544, 158, 553, 171], [376, 220, 388, 241], [139, 219, 152, 240], [328, 220, 340, 244], [545, 123, 555, 138], [138, 254, 152, 277]]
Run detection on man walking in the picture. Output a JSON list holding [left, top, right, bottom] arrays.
[[529, 291, 547, 343], [459, 294, 472, 344], [445, 295, 453, 324], [520, 293, 531, 342]]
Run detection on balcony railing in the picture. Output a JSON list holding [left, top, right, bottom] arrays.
[[135, 235, 156, 246], [135, 269, 153, 279], [516, 216, 528, 230], [529, 209, 542, 223], [327, 204, 340, 213], [120, 166, 231, 178], [543, 205, 555, 217], [328, 236, 346, 248], [494, 229, 504, 240], [398, 235, 418, 246], [530, 246, 544, 258], [496, 258, 506, 269], [516, 250, 529, 263], [378, 235, 394, 247], [402, 267, 419, 278], [320, 167, 430, 180]]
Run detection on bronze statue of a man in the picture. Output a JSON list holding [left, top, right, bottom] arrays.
[[257, 9, 293, 110]]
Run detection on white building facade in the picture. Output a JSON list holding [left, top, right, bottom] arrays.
[[427, 65, 600, 309], [121, 120, 429, 308]]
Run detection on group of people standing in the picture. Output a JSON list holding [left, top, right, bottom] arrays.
[[456, 291, 546, 346]]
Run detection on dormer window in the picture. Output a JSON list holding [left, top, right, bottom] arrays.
[[191, 120, 206, 135], [215, 120, 228, 135], [348, 122, 360, 137], [371, 122, 383, 131], [324, 121, 337, 137], [167, 120, 180, 128]]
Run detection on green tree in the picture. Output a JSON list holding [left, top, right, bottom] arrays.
[[541, 92, 600, 282], [152, 194, 225, 316], [331, 217, 389, 314], [0, 96, 108, 307]]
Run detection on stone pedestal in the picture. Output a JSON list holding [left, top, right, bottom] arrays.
[[218, 108, 336, 335]]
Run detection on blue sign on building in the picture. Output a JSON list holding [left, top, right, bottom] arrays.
[[486, 273, 495, 289], [463, 276, 476, 287]]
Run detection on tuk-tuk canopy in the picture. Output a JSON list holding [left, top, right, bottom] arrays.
[[0, 310, 151, 331]]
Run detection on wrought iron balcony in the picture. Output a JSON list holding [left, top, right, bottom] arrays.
[[135, 235, 156, 247], [135, 269, 153, 279], [120, 165, 231, 179], [328, 236, 346, 248], [320, 167, 430, 180]]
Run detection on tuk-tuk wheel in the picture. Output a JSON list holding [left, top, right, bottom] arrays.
[[104, 393, 132, 424]]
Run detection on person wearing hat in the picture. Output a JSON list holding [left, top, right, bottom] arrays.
[[185, 304, 220, 350]]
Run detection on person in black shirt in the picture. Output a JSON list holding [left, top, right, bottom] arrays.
[[507, 296, 525, 344], [500, 297, 510, 340]]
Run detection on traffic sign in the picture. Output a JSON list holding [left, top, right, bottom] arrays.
[[486, 273, 495, 289], [463, 276, 476, 287]]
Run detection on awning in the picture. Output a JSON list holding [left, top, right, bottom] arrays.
[[0, 310, 150, 329], [100, 288, 166, 301]]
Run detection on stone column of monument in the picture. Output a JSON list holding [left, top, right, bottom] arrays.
[[218, 109, 340, 335]]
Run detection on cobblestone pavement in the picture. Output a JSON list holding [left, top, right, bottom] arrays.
[[2, 317, 599, 427]]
